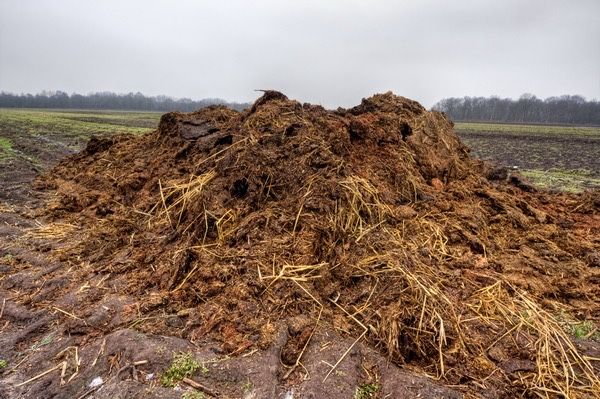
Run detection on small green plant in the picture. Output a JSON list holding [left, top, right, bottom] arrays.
[[355, 382, 380, 399], [242, 378, 253, 394], [569, 320, 599, 340], [160, 352, 207, 388], [0, 359, 8, 369], [182, 391, 205, 399]]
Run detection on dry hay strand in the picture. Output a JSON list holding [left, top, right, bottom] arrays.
[[260, 262, 328, 293], [394, 216, 454, 261], [332, 175, 392, 239], [0, 201, 16, 213], [23, 222, 78, 242], [468, 281, 600, 398], [360, 252, 463, 378], [149, 170, 217, 230]]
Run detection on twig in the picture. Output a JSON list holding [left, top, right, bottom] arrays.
[[15, 362, 64, 387], [283, 307, 323, 379], [52, 306, 85, 322], [60, 361, 67, 385], [76, 385, 101, 399], [116, 360, 148, 381], [182, 377, 219, 397], [0, 298, 6, 320], [8, 353, 31, 373], [91, 338, 106, 367], [323, 298, 368, 382], [158, 179, 172, 227]]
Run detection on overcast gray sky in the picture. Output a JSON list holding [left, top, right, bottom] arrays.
[[0, 0, 599, 108]]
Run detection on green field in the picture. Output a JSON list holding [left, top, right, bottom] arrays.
[[455, 122, 600, 137], [456, 122, 600, 192], [0, 108, 160, 168]]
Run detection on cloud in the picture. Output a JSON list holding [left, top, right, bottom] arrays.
[[1, 0, 598, 107]]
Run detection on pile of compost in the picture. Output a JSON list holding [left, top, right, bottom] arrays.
[[29, 91, 600, 397]]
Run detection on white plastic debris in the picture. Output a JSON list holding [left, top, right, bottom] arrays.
[[88, 376, 103, 388], [145, 373, 155, 381]]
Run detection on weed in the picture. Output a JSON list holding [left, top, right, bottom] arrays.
[[242, 378, 253, 393], [161, 352, 208, 388], [569, 320, 599, 340], [0, 137, 14, 161], [355, 382, 380, 399], [182, 391, 205, 399], [0, 359, 7, 369]]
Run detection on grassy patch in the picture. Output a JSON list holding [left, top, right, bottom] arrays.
[[0, 109, 159, 145], [181, 392, 205, 399], [455, 122, 600, 137], [568, 320, 600, 340], [355, 382, 380, 399], [0, 137, 14, 161], [556, 312, 600, 341], [161, 352, 208, 388], [0, 108, 160, 171], [521, 169, 600, 193]]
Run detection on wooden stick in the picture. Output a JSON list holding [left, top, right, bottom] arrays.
[[182, 377, 219, 397]]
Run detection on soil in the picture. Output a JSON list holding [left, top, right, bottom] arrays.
[[1, 91, 599, 399], [457, 131, 600, 178]]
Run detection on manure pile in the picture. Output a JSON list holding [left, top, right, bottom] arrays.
[[37, 92, 600, 397]]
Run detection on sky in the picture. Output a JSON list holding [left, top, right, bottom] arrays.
[[0, 0, 599, 108]]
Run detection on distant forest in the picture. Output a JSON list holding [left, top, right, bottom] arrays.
[[432, 94, 600, 125], [0, 91, 250, 112]]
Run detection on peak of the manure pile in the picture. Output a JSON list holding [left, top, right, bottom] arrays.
[[347, 91, 426, 117], [250, 90, 289, 113]]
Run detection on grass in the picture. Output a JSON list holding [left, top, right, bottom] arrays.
[[161, 352, 208, 388], [181, 392, 205, 399], [0, 108, 159, 140], [355, 382, 380, 399], [568, 320, 599, 340], [0, 137, 14, 161], [556, 312, 600, 341], [521, 169, 600, 193], [0, 109, 157, 146], [455, 122, 600, 137], [0, 108, 159, 167]]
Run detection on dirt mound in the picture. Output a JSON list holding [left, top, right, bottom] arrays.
[[25, 91, 600, 397]]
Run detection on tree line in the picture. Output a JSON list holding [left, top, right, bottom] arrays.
[[0, 91, 250, 112], [432, 94, 600, 125]]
